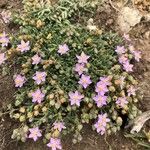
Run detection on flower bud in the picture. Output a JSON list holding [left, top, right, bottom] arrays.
[[122, 72, 128, 76], [77, 124, 83, 131], [111, 127, 117, 133], [34, 105, 39, 110], [84, 97, 89, 103], [128, 54, 133, 59], [121, 110, 127, 114], [47, 33, 52, 40], [123, 105, 129, 111], [19, 107, 26, 113], [113, 65, 121, 70], [72, 139, 77, 144], [112, 96, 117, 101], [27, 112, 33, 118], [67, 106, 71, 111], [88, 103, 93, 108], [120, 90, 125, 97], [133, 98, 138, 103], [51, 80, 56, 85], [106, 124, 110, 129], [116, 117, 123, 126], [58, 90, 64, 95], [36, 20, 44, 28], [138, 110, 142, 115], [112, 114, 117, 120], [42, 106, 48, 112], [60, 98, 66, 104], [55, 103, 61, 109], [43, 65, 47, 69], [55, 64, 61, 69], [86, 63, 91, 68], [107, 129, 111, 135], [109, 86, 115, 92], [19, 115, 26, 122], [23, 126, 29, 132], [129, 114, 134, 119], [52, 130, 60, 138], [86, 38, 92, 44], [34, 110, 39, 116], [52, 75, 58, 79], [114, 79, 121, 85], [128, 75, 134, 82], [107, 97, 111, 103], [45, 133, 51, 140], [132, 105, 137, 111], [96, 29, 102, 35], [22, 68, 29, 74], [132, 80, 138, 85], [49, 100, 55, 106], [72, 43, 77, 48], [48, 93, 55, 99], [28, 92, 32, 98], [13, 113, 20, 119], [21, 137, 26, 142]]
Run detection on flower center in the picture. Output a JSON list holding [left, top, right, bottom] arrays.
[[37, 74, 43, 80]]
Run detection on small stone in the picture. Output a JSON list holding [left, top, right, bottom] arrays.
[[117, 7, 142, 32]]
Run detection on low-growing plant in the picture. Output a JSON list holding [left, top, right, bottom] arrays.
[[0, 0, 142, 149]]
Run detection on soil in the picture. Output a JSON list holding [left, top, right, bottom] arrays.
[[0, 0, 150, 150]]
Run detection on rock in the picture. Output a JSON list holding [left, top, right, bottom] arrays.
[[144, 31, 150, 39], [0, 0, 8, 8], [144, 13, 150, 22], [130, 110, 150, 134], [117, 7, 142, 33]]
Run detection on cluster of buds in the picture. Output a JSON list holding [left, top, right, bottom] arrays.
[[11, 126, 29, 142]]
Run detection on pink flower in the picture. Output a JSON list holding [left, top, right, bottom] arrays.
[[1, 10, 11, 23], [0, 32, 9, 47], [118, 55, 128, 64], [33, 71, 47, 85], [116, 97, 128, 108], [115, 46, 126, 55], [0, 53, 6, 65], [74, 63, 86, 75], [32, 54, 41, 65], [14, 74, 26, 87], [76, 52, 90, 64], [17, 40, 30, 52], [69, 91, 84, 106], [123, 61, 133, 72], [58, 44, 69, 55], [95, 82, 109, 95], [78, 74, 92, 89], [127, 86, 136, 96], [47, 138, 62, 150], [53, 122, 66, 132], [31, 89, 45, 103], [93, 94, 107, 107], [94, 113, 110, 135], [99, 76, 112, 86], [28, 127, 42, 141], [132, 51, 141, 62]]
